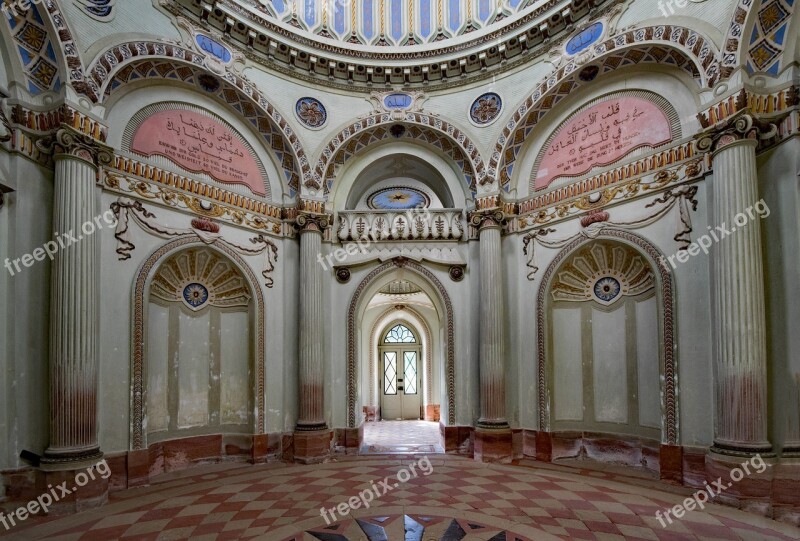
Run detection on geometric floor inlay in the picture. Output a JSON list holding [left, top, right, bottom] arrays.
[[8, 456, 800, 540]]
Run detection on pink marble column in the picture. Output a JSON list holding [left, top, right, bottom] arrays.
[[705, 116, 772, 455], [42, 127, 111, 470], [294, 212, 331, 463]]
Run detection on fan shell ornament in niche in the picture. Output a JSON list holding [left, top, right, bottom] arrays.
[[470, 93, 502, 125], [295, 97, 327, 128]]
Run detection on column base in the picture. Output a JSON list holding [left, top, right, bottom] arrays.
[[711, 440, 774, 458], [474, 427, 512, 463], [40, 448, 104, 472], [705, 450, 776, 515], [34, 465, 109, 516], [293, 429, 332, 464]]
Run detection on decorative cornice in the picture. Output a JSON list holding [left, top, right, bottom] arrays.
[[163, 0, 620, 91]]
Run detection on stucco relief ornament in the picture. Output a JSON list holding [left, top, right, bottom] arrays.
[[295, 98, 327, 128], [368, 90, 427, 120], [470, 93, 502, 125], [111, 197, 279, 287]]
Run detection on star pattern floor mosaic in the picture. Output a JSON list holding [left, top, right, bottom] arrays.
[[4, 456, 799, 540]]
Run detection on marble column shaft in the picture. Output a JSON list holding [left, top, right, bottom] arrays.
[[44, 150, 102, 464], [478, 221, 508, 428], [711, 138, 771, 453], [297, 224, 326, 430]]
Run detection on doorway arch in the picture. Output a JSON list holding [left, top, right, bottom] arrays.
[[347, 258, 455, 427]]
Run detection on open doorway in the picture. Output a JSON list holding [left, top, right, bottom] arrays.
[[358, 278, 445, 454]]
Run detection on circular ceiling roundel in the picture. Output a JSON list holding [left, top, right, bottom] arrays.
[[368, 187, 431, 210]]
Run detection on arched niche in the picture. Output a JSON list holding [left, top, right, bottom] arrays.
[[537, 230, 678, 452], [103, 84, 291, 204], [131, 237, 266, 451], [327, 141, 471, 212]]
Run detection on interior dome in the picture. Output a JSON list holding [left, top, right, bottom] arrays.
[[238, 0, 532, 47]]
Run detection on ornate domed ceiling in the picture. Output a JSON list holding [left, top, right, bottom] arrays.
[[168, 0, 611, 89], [240, 0, 531, 47]]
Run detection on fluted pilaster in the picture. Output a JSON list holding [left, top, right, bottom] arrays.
[[710, 134, 771, 454], [43, 127, 111, 467], [296, 213, 328, 431], [474, 211, 509, 429]]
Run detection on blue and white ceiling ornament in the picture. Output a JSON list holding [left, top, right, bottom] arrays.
[[295, 97, 327, 128], [241, 0, 530, 47], [183, 283, 210, 309], [74, 0, 116, 21], [368, 186, 431, 210], [196, 34, 233, 64], [4, 4, 62, 95], [469, 92, 502, 125], [564, 21, 604, 56], [368, 90, 426, 117]]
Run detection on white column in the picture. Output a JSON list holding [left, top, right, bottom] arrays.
[[711, 136, 771, 454], [477, 213, 509, 429], [42, 128, 110, 467], [296, 215, 327, 431]]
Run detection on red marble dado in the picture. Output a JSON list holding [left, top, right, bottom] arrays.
[[660, 444, 683, 484], [682, 446, 709, 489], [33, 468, 108, 516], [474, 428, 513, 463], [705, 451, 775, 515], [440, 423, 473, 456], [293, 430, 332, 464], [423, 404, 441, 422]]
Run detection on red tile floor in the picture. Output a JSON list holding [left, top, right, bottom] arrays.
[[3, 455, 799, 540]]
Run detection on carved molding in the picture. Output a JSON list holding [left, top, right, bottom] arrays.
[[111, 197, 279, 288]]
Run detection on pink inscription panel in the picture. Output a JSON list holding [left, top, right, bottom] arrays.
[[536, 97, 672, 191], [131, 110, 265, 196]]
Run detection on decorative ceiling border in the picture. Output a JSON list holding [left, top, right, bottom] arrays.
[[162, 0, 624, 91]]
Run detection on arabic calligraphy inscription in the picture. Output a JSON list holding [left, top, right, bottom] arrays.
[[536, 97, 673, 191], [131, 109, 265, 196]]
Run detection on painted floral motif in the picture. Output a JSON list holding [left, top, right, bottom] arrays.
[[183, 283, 209, 308], [470, 93, 501, 125], [295, 97, 327, 128], [594, 277, 621, 303]]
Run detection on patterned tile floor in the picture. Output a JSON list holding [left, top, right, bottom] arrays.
[[360, 420, 445, 454], [3, 456, 799, 540]]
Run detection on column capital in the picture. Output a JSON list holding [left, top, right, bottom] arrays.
[[54, 125, 113, 167], [295, 211, 331, 233], [470, 209, 505, 231], [697, 112, 778, 155]]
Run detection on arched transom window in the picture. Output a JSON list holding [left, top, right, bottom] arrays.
[[384, 324, 417, 344]]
